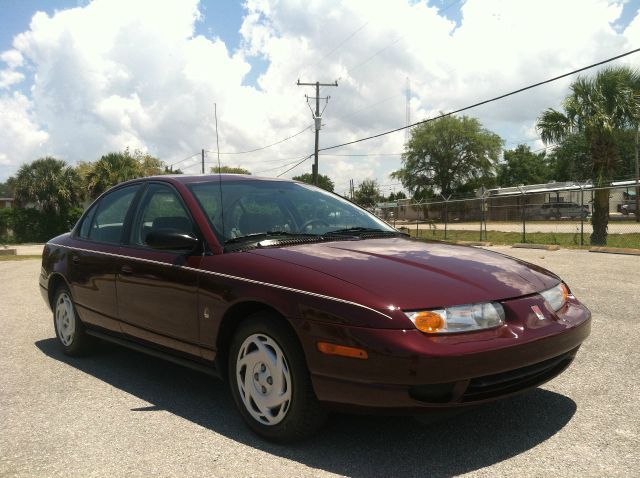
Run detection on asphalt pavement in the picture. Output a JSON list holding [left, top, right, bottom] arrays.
[[0, 247, 638, 477]]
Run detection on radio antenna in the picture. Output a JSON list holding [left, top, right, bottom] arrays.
[[214, 102, 225, 242]]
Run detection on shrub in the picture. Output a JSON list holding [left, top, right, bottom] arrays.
[[0, 207, 84, 243]]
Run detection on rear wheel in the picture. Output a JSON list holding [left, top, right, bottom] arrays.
[[228, 313, 327, 442], [53, 285, 93, 356]]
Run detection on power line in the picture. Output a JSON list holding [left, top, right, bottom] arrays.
[[347, 37, 403, 74], [311, 21, 369, 69], [276, 154, 314, 177], [320, 37, 403, 97], [318, 47, 640, 153], [440, 0, 465, 15], [319, 153, 403, 157], [255, 154, 314, 174], [205, 124, 313, 156], [169, 152, 201, 168], [331, 92, 404, 123]]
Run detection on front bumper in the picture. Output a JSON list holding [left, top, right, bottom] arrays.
[[292, 295, 591, 411]]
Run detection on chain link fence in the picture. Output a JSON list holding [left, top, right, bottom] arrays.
[[376, 183, 640, 249]]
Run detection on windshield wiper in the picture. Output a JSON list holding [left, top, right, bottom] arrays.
[[324, 227, 403, 236], [225, 230, 319, 245]]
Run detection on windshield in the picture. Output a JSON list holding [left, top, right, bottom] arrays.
[[189, 180, 396, 244]]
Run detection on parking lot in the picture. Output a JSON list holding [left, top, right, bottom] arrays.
[[1, 247, 639, 477]]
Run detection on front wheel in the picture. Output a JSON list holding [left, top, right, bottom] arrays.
[[53, 285, 93, 356], [228, 314, 327, 442]]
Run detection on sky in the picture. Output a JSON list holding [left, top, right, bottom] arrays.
[[1, 0, 640, 196]]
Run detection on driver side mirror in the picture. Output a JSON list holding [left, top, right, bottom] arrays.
[[145, 229, 200, 252]]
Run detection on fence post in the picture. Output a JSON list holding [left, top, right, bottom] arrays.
[[579, 184, 585, 247], [441, 194, 451, 241], [517, 186, 526, 243], [393, 203, 396, 228]]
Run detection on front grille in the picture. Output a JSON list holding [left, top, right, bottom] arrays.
[[461, 347, 578, 402]]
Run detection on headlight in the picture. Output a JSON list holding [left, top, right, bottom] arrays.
[[540, 283, 570, 311], [405, 302, 505, 334]]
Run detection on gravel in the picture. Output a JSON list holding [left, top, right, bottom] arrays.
[[0, 247, 638, 477]]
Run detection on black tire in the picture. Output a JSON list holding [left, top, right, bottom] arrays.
[[228, 313, 327, 442], [52, 285, 93, 356]]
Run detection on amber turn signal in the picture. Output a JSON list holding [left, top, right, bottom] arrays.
[[413, 311, 446, 333], [317, 342, 368, 359]]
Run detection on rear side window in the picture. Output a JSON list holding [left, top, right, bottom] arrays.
[[87, 185, 140, 244], [77, 206, 97, 239]]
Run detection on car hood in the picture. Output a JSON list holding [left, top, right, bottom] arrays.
[[248, 238, 559, 310]]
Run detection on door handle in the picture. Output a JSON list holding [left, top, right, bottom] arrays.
[[120, 265, 133, 275], [71, 256, 80, 264]]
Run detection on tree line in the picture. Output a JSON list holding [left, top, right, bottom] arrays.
[[0, 149, 176, 242]]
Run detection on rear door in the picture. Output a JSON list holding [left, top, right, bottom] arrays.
[[116, 182, 203, 357], [68, 183, 142, 333]]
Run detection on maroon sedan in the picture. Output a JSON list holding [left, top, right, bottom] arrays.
[[39, 175, 591, 441]]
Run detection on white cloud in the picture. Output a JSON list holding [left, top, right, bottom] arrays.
[[0, 0, 639, 192], [0, 92, 49, 169], [1, 49, 24, 68]]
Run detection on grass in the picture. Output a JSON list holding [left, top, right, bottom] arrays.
[[0, 254, 42, 261], [409, 229, 640, 250]]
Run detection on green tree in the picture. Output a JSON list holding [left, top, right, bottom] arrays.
[[353, 179, 381, 208], [385, 191, 407, 201], [537, 66, 640, 244], [210, 165, 251, 174], [497, 144, 551, 187], [392, 115, 503, 198], [135, 151, 165, 176], [85, 152, 143, 199], [0, 180, 13, 197], [11, 157, 81, 214], [545, 133, 592, 181], [82, 149, 168, 199], [292, 173, 334, 191]]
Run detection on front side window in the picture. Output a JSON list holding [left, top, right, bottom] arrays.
[[87, 184, 140, 244], [131, 183, 194, 246]]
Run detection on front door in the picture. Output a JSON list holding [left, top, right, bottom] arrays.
[[116, 182, 202, 357]]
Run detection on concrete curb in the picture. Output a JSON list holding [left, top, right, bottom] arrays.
[[0, 248, 17, 256], [589, 246, 640, 256], [456, 241, 493, 246], [512, 243, 560, 251]]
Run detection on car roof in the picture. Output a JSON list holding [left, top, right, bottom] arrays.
[[119, 174, 297, 187]]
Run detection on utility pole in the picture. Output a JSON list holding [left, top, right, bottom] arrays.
[[201, 148, 205, 174], [297, 79, 338, 185]]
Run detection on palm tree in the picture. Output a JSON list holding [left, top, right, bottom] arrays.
[[12, 157, 81, 214], [537, 66, 640, 245], [83, 150, 168, 198], [85, 152, 143, 199]]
